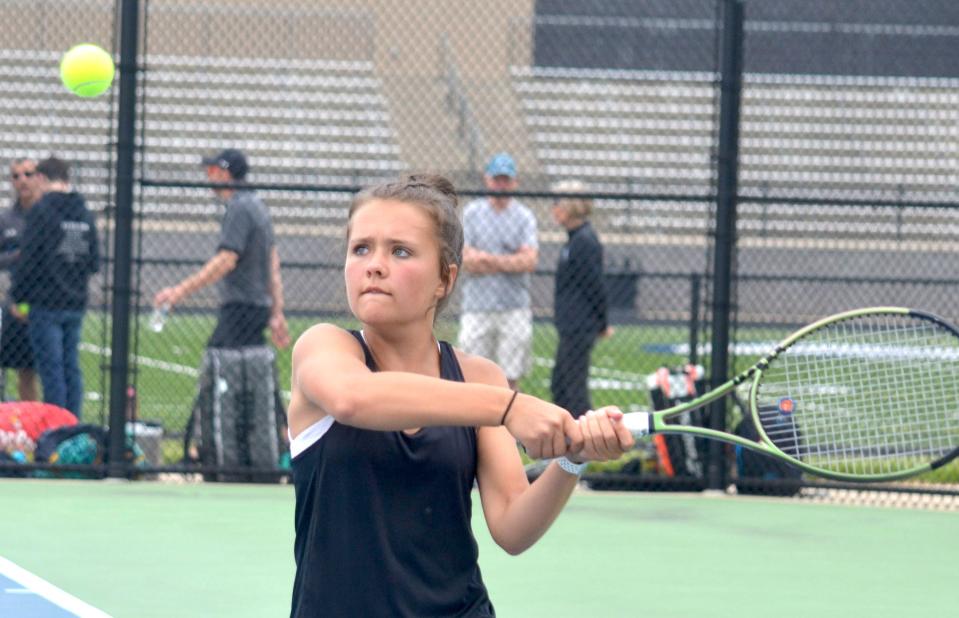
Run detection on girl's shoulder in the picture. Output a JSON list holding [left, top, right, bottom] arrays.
[[450, 345, 510, 388], [292, 323, 362, 362], [296, 321, 349, 342]]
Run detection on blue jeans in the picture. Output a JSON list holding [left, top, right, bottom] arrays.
[[28, 309, 85, 419]]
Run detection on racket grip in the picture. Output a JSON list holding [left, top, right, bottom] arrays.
[[622, 412, 650, 438]]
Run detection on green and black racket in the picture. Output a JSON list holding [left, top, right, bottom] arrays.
[[622, 307, 959, 482]]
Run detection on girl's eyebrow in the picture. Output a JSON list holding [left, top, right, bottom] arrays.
[[349, 235, 417, 245]]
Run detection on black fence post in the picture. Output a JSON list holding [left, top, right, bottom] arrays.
[[706, 0, 744, 491], [107, 0, 140, 478], [688, 273, 702, 367]]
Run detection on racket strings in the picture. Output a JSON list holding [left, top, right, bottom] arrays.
[[755, 314, 959, 476]]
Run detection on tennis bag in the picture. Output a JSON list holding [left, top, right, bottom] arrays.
[[646, 365, 708, 479], [186, 346, 284, 482], [33, 423, 144, 478], [734, 404, 803, 496]]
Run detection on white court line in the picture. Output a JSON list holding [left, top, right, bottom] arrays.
[[533, 356, 647, 391], [79, 342, 199, 378], [661, 340, 959, 360], [0, 556, 112, 618], [78, 342, 293, 400]]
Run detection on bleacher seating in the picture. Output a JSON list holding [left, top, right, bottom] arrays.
[[512, 65, 959, 242], [0, 48, 403, 226]]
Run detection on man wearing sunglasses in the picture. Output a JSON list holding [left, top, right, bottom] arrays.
[[0, 158, 39, 402]]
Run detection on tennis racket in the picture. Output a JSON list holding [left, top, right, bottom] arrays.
[[621, 307, 959, 482]]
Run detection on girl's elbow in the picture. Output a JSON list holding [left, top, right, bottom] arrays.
[[497, 539, 531, 556], [295, 368, 366, 425], [308, 382, 361, 424], [492, 531, 532, 556], [325, 392, 359, 424]]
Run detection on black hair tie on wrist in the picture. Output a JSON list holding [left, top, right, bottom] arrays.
[[500, 389, 519, 426]]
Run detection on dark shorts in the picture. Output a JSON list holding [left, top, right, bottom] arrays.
[[0, 310, 35, 369], [208, 302, 271, 349]]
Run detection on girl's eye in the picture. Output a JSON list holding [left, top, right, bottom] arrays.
[[352, 244, 369, 256], [393, 247, 411, 258]]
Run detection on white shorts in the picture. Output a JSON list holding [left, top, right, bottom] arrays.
[[458, 308, 532, 381]]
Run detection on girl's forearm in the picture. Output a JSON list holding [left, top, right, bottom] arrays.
[[486, 463, 579, 555], [317, 371, 513, 430]]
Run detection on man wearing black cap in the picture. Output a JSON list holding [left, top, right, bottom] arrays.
[[154, 149, 289, 480], [153, 149, 289, 350]]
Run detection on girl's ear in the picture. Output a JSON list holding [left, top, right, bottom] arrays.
[[437, 263, 458, 299]]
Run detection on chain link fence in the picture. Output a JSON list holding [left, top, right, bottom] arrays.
[[0, 0, 957, 503]]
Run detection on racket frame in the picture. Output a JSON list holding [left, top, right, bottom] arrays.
[[624, 307, 959, 482]]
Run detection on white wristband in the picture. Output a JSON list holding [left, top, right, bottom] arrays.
[[555, 456, 588, 476]]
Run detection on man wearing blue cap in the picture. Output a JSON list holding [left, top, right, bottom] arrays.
[[459, 153, 538, 390]]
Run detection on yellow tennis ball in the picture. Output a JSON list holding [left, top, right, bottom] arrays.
[[60, 43, 115, 97]]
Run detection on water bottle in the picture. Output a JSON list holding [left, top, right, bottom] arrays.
[[149, 304, 169, 333]]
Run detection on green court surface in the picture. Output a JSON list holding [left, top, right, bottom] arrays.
[[1, 480, 957, 617]]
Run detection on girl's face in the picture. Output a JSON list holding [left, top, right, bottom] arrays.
[[345, 199, 453, 327]]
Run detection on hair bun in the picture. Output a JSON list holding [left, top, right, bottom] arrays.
[[403, 174, 458, 207]]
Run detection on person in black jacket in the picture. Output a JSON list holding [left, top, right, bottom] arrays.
[[550, 180, 612, 418], [10, 157, 99, 418]]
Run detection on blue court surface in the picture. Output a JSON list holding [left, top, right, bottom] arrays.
[[0, 557, 111, 618]]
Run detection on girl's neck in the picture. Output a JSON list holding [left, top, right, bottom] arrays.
[[360, 326, 441, 375]]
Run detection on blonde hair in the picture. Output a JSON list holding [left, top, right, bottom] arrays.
[[348, 174, 463, 316], [551, 179, 592, 219]]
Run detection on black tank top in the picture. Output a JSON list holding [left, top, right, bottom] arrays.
[[290, 331, 494, 617]]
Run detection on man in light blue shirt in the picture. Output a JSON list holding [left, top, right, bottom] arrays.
[[459, 153, 538, 389]]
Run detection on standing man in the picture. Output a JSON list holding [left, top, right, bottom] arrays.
[[0, 158, 40, 402], [459, 153, 538, 390], [153, 148, 289, 350], [154, 149, 289, 480], [11, 156, 100, 418]]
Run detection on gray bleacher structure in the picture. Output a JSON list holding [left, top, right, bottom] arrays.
[[0, 47, 402, 229], [0, 48, 114, 213], [139, 53, 402, 226], [4, 28, 959, 246], [512, 64, 959, 244]]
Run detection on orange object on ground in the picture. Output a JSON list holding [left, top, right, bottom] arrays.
[[0, 401, 77, 441]]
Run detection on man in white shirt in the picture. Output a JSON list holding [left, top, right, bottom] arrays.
[[459, 153, 538, 390]]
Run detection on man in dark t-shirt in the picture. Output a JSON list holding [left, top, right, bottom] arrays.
[[153, 149, 289, 349], [1, 157, 40, 401]]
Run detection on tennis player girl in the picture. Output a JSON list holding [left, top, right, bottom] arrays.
[[287, 175, 634, 617]]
